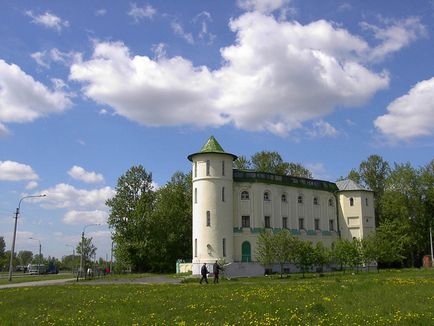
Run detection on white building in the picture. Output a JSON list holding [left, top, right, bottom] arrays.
[[188, 136, 375, 275]]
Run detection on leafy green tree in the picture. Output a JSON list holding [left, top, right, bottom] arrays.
[[76, 236, 97, 268], [106, 165, 155, 272], [312, 242, 331, 273], [256, 230, 275, 271], [287, 162, 313, 179], [251, 151, 289, 175], [62, 254, 80, 271], [17, 250, 33, 266], [293, 239, 315, 277], [233, 155, 251, 170], [359, 155, 390, 224], [0, 236, 5, 258], [150, 171, 192, 272], [331, 239, 361, 272], [336, 169, 361, 183], [272, 230, 296, 277]]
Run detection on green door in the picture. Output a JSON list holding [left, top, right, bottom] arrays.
[[241, 241, 251, 262]]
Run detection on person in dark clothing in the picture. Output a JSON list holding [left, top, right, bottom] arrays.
[[200, 263, 209, 284], [213, 260, 221, 284]]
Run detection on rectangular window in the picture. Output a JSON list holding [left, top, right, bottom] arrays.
[[329, 219, 334, 231], [298, 218, 304, 230], [242, 215, 250, 228], [222, 238, 226, 257], [222, 187, 225, 202], [282, 217, 288, 229], [206, 211, 211, 227], [222, 160, 225, 176], [206, 160, 210, 176], [264, 216, 271, 228], [314, 218, 320, 230], [365, 198, 368, 206], [194, 188, 197, 203], [194, 239, 197, 257], [194, 161, 197, 178]]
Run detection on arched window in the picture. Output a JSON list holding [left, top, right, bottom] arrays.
[[313, 197, 319, 205], [206, 211, 211, 227], [206, 160, 210, 176], [349, 197, 354, 206], [241, 191, 249, 200], [264, 192, 270, 201], [328, 198, 334, 207], [297, 194, 303, 204], [281, 194, 287, 202], [241, 241, 251, 262]]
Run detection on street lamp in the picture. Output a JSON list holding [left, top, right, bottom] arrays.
[[29, 237, 42, 273], [78, 223, 100, 281], [8, 194, 46, 282]]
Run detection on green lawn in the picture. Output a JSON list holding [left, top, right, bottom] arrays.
[[0, 272, 75, 285], [0, 269, 433, 325]]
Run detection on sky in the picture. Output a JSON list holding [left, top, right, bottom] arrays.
[[1, 0, 433, 260]]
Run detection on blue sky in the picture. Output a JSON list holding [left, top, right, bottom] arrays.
[[1, 0, 433, 260]]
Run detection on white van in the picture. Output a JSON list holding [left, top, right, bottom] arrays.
[[28, 264, 46, 275]]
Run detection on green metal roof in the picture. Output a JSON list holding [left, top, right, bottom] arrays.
[[187, 136, 238, 161]]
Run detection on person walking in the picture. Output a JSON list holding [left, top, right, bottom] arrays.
[[213, 260, 221, 284], [199, 263, 209, 284]]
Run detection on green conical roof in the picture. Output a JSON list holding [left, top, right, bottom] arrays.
[[187, 136, 237, 161]]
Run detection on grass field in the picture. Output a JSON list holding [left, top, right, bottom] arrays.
[[0, 272, 75, 285], [0, 269, 433, 325]]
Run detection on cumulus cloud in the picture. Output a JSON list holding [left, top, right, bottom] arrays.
[[374, 77, 434, 141], [25, 10, 69, 32], [63, 209, 107, 225], [0, 122, 9, 137], [0, 60, 71, 129], [26, 181, 39, 190], [68, 165, 105, 184], [0, 161, 39, 181], [31, 48, 81, 68], [361, 17, 427, 62], [70, 12, 418, 136], [307, 120, 339, 138], [128, 3, 156, 22], [38, 183, 114, 210]]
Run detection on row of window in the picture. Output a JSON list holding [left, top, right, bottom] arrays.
[[349, 197, 369, 206], [241, 215, 335, 231], [194, 160, 226, 178], [194, 187, 226, 203], [242, 190, 335, 206]]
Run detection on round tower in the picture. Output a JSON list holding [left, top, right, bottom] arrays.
[[188, 136, 237, 275]]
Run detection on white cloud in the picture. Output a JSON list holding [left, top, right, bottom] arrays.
[[25, 181, 39, 190], [193, 12, 216, 45], [374, 77, 434, 141], [68, 165, 105, 184], [25, 10, 69, 32], [0, 122, 9, 137], [70, 12, 398, 136], [237, 0, 292, 14], [38, 183, 114, 210], [0, 60, 71, 128], [128, 3, 156, 22], [171, 21, 194, 44], [360, 17, 427, 62], [306, 162, 331, 180], [63, 210, 107, 225], [95, 9, 107, 16], [307, 120, 339, 138], [0, 161, 39, 181], [31, 51, 50, 68]]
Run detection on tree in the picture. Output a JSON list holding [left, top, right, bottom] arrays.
[[293, 239, 315, 277], [251, 151, 289, 175], [17, 250, 33, 266], [256, 230, 275, 272], [287, 162, 313, 179], [359, 155, 390, 224], [233, 155, 251, 170], [272, 230, 296, 277], [150, 171, 192, 272], [76, 236, 97, 268], [313, 242, 331, 273], [0, 236, 5, 258], [106, 165, 155, 272]]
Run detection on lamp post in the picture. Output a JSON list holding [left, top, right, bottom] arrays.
[[29, 237, 42, 274], [78, 223, 100, 281], [8, 194, 46, 282]]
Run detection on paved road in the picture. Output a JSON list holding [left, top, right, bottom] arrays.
[[0, 276, 182, 289], [0, 278, 76, 290]]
